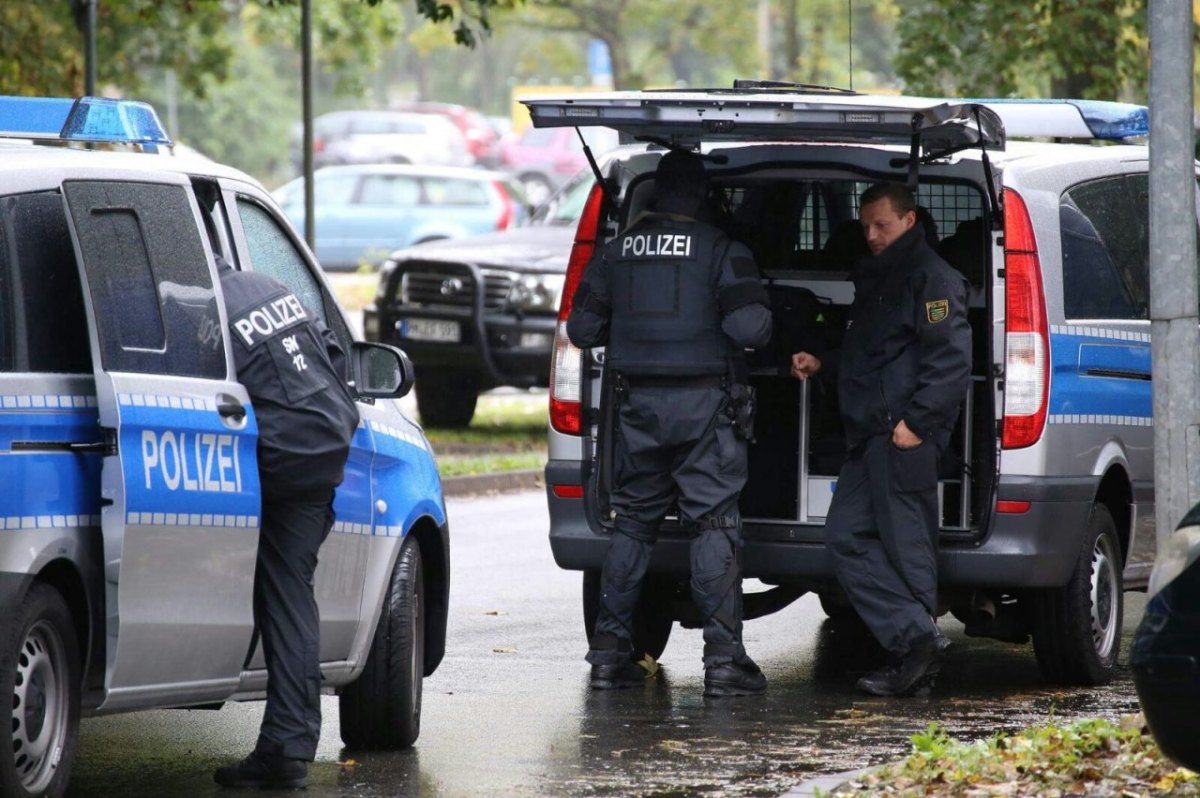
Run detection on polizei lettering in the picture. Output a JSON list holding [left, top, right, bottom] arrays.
[[142, 430, 244, 494], [621, 232, 693, 258], [232, 294, 308, 348]]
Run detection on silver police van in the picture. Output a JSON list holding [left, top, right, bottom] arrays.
[[532, 83, 1158, 688], [0, 97, 447, 798]]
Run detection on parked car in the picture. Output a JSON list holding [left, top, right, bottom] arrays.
[[291, 109, 472, 172], [528, 85, 1160, 686], [0, 95, 449, 797], [274, 164, 525, 270], [390, 101, 502, 168], [1132, 507, 1200, 771], [364, 169, 594, 427], [499, 125, 618, 206]]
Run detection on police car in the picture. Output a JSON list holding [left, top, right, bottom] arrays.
[[531, 83, 1159, 687], [0, 97, 447, 797]]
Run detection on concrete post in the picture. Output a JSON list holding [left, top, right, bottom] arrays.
[[1149, 0, 1199, 549]]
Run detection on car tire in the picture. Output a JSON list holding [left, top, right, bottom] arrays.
[[1032, 503, 1123, 686], [415, 370, 479, 429], [339, 535, 425, 750], [582, 571, 674, 661], [817, 591, 868, 630], [0, 583, 80, 798]]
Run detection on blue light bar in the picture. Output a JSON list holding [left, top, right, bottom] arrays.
[[964, 98, 1149, 142], [0, 95, 172, 148], [1068, 100, 1149, 140]]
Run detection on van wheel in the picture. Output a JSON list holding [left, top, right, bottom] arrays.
[[1032, 504, 1123, 685], [582, 571, 674, 661], [1, 584, 80, 798], [415, 369, 479, 429], [340, 535, 424, 749]]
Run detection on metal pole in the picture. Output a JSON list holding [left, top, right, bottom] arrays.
[[302, 0, 315, 249], [1149, 0, 1199, 551], [85, 0, 97, 96]]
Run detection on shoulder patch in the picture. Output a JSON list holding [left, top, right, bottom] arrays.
[[925, 299, 949, 324]]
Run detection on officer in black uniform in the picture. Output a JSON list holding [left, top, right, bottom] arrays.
[[568, 150, 773, 697], [791, 182, 970, 696], [210, 256, 360, 789]]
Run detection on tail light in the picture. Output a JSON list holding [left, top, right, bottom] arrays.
[[1001, 188, 1050, 449], [493, 181, 515, 230], [549, 182, 606, 435]]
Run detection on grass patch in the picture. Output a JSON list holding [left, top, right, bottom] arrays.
[[823, 717, 1198, 797], [437, 451, 546, 478], [327, 272, 379, 313], [424, 393, 548, 452]]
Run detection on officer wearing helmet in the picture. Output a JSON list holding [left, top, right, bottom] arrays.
[[567, 150, 774, 696]]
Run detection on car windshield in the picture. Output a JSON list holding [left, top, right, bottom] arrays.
[[530, 173, 594, 227]]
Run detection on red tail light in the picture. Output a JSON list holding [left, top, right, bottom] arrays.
[[549, 182, 606, 435], [493, 181, 515, 230], [1001, 188, 1050, 449]]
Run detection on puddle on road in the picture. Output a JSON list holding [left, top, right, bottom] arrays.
[[539, 617, 1146, 798]]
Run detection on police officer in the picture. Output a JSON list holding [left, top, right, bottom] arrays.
[[791, 182, 970, 696], [568, 150, 773, 697], [210, 256, 360, 789]]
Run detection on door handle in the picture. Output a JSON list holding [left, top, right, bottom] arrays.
[[217, 399, 247, 420]]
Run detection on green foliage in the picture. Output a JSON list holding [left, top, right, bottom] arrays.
[[893, 0, 1148, 100], [828, 717, 1200, 797]]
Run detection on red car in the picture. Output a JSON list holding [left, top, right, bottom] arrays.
[[392, 101, 501, 168], [499, 125, 618, 207]]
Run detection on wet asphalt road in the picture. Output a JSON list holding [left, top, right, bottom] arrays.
[[68, 490, 1147, 797]]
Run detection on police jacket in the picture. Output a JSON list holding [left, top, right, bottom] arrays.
[[566, 213, 772, 378], [835, 224, 971, 452], [217, 262, 360, 500]]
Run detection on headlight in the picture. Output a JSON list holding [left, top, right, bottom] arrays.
[[507, 273, 565, 313], [1147, 525, 1200, 600]]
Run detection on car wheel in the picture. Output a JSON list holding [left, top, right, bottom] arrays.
[[1, 584, 80, 798], [518, 174, 553, 208], [817, 591, 868, 630], [339, 535, 425, 749], [1032, 503, 1123, 685], [582, 571, 674, 661], [415, 370, 479, 429]]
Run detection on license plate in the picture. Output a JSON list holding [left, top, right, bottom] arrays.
[[403, 318, 461, 343]]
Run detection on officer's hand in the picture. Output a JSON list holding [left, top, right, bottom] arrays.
[[892, 419, 923, 449], [790, 351, 822, 380]]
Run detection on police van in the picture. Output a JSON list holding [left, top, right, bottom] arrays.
[[0, 97, 447, 797], [531, 83, 1160, 687]]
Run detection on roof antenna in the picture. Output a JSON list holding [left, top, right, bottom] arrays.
[[847, 0, 854, 91]]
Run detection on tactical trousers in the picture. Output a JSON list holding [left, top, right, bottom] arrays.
[[254, 491, 335, 762], [589, 386, 750, 667], [824, 434, 940, 657]]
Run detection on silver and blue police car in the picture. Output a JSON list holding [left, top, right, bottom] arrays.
[[0, 96, 448, 797]]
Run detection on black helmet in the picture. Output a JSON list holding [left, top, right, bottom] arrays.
[[652, 149, 708, 215]]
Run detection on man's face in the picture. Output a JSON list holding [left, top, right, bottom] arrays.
[[860, 197, 917, 256]]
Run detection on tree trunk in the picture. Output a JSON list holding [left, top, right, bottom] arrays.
[[782, 0, 799, 82], [605, 35, 634, 89]]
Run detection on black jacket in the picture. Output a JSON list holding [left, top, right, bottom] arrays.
[[216, 262, 359, 500], [835, 225, 971, 452], [567, 214, 772, 376]]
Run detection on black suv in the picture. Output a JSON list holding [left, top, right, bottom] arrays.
[[365, 171, 593, 426]]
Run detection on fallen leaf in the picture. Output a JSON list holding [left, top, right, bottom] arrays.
[[492, 647, 518, 654]]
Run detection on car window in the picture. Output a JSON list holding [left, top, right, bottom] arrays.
[[64, 181, 225, 378], [422, 177, 488, 206], [531, 173, 593, 226], [359, 174, 420, 206], [1060, 176, 1147, 320], [314, 173, 360, 206], [237, 198, 328, 323], [0, 191, 92, 372]]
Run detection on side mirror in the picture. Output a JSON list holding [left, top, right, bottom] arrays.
[[350, 341, 414, 399]]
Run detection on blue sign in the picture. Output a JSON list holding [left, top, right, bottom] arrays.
[[588, 39, 612, 79]]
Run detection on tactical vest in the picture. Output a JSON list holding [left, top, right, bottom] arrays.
[[605, 217, 740, 377]]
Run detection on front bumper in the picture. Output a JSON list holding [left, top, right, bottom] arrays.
[[546, 460, 1094, 590]]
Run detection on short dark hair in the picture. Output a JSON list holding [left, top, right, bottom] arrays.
[[860, 182, 917, 217]]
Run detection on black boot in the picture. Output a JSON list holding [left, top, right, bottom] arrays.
[[214, 751, 309, 790], [704, 658, 767, 697], [855, 637, 940, 697], [590, 660, 651, 689]]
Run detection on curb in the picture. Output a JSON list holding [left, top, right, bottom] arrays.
[[781, 768, 868, 798], [441, 468, 543, 497]]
